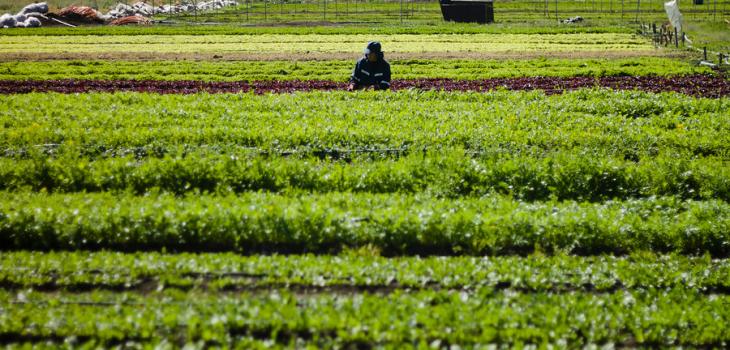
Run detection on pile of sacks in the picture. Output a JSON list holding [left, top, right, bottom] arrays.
[[0, 2, 47, 28], [105, 0, 238, 19], [0, 0, 239, 28], [106, 2, 160, 18]]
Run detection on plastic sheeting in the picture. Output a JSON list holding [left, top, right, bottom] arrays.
[[664, 0, 683, 33]]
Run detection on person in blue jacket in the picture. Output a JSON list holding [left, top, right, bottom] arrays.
[[348, 41, 391, 91]]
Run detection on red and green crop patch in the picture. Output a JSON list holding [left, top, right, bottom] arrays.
[[1, 74, 728, 97]]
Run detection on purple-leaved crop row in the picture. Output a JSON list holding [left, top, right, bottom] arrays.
[[0, 74, 728, 97]]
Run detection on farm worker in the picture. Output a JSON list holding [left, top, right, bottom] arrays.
[[348, 41, 391, 91]]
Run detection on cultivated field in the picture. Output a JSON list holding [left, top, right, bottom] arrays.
[[1, 9, 729, 349]]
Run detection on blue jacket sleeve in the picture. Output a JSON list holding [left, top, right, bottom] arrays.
[[350, 60, 363, 85], [378, 62, 391, 90]]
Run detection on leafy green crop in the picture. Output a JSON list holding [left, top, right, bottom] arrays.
[[1, 287, 728, 348], [0, 10, 726, 348], [1, 191, 728, 256], [1, 90, 728, 155], [1, 252, 728, 292], [1, 90, 727, 256], [1, 152, 728, 202], [0, 33, 653, 55], [0, 58, 710, 82], [2, 251, 729, 347]]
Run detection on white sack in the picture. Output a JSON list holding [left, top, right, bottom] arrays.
[[24, 16, 41, 27], [18, 2, 48, 15], [0, 13, 17, 27]]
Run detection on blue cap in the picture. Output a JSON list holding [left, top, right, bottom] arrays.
[[363, 41, 382, 55]]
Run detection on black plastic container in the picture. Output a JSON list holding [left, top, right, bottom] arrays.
[[439, 0, 494, 24]]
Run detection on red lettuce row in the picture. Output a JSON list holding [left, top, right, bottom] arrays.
[[0, 75, 728, 97]]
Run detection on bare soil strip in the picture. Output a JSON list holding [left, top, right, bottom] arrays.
[[1, 75, 727, 97]]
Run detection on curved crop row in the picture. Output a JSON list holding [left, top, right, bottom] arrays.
[[1, 75, 728, 97]]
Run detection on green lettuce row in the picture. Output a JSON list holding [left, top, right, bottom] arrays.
[[1, 192, 728, 256], [1, 152, 728, 201], [0, 33, 649, 55], [1, 252, 728, 293], [2, 90, 728, 157], [0, 289, 727, 348], [0, 23, 633, 37], [0, 58, 708, 82]]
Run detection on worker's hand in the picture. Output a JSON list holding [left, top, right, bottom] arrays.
[[347, 84, 355, 91]]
